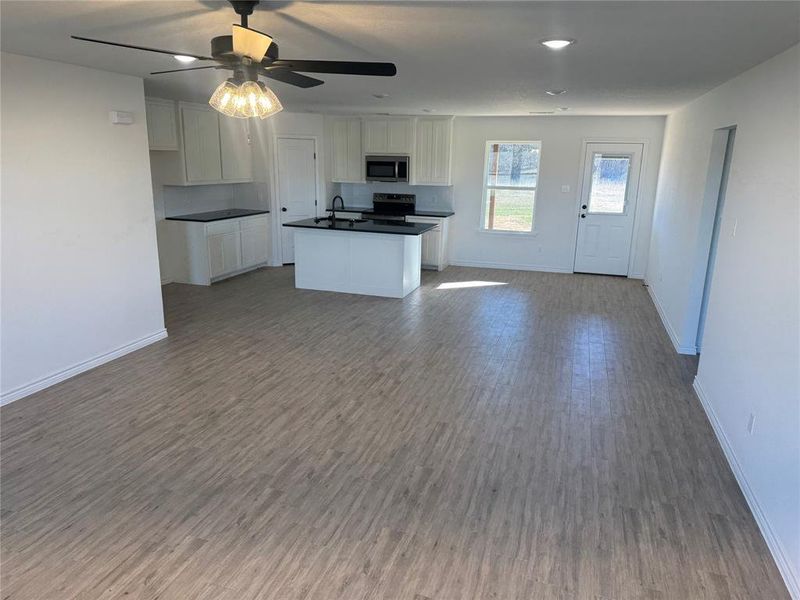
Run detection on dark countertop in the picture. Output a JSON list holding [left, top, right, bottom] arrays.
[[166, 209, 270, 222], [325, 206, 455, 218], [283, 217, 437, 236]]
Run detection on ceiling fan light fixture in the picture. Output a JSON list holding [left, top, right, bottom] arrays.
[[209, 78, 283, 119]]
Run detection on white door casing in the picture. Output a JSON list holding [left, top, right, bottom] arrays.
[[574, 142, 644, 276], [276, 137, 318, 263]]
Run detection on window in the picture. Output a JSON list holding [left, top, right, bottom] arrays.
[[587, 153, 631, 214], [481, 141, 541, 232]]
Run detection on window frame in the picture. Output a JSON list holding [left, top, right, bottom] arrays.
[[479, 140, 542, 235]]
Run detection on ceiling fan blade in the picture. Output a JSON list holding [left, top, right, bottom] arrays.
[[150, 65, 223, 75], [268, 59, 396, 77], [262, 69, 324, 88], [232, 24, 272, 62], [71, 36, 212, 61]]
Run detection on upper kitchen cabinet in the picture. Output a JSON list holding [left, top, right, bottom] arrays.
[[219, 117, 253, 182], [145, 98, 178, 151], [330, 117, 363, 183], [181, 103, 222, 183], [414, 116, 453, 186], [362, 117, 414, 155], [150, 101, 253, 186]]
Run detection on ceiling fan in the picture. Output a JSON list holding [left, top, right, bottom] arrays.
[[72, 0, 397, 119]]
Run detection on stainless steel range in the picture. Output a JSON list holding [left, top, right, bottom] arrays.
[[370, 193, 416, 221]]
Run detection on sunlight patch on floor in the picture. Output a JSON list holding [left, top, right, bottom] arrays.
[[436, 280, 508, 290]]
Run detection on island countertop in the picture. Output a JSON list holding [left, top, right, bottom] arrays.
[[283, 218, 437, 236], [166, 209, 270, 222]]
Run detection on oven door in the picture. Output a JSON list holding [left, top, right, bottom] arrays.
[[365, 157, 399, 182]]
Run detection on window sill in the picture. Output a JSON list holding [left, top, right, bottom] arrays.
[[477, 228, 539, 238]]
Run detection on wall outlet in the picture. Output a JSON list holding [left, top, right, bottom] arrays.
[[561, 185, 570, 193], [747, 413, 756, 435]]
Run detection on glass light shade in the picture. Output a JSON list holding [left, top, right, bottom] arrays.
[[208, 80, 240, 117], [208, 79, 283, 120]]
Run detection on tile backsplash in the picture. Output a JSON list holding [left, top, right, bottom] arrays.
[[155, 182, 267, 219], [336, 182, 453, 211]]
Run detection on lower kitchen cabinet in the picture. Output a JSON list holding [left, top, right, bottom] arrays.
[[405, 215, 450, 271], [159, 214, 270, 285]]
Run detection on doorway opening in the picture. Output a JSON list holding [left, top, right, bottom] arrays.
[[695, 127, 736, 352]]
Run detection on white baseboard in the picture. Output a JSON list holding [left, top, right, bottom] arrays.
[[693, 378, 799, 599], [0, 329, 168, 406], [449, 259, 573, 274], [645, 282, 697, 355]]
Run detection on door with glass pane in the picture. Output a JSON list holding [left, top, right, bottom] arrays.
[[574, 143, 643, 275]]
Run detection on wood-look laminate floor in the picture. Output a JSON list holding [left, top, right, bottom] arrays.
[[1, 267, 789, 600]]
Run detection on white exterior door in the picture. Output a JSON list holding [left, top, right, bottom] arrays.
[[574, 142, 643, 276], [276, 137, 318, 263]]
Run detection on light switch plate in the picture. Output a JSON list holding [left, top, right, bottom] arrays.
[[561, 185, 570, 193], [109, 110, 134, 125]]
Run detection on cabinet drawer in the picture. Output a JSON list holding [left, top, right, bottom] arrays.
[[206, 220, 239, 235], [406, 216, 442, 227], [239, 215, 269, 231]]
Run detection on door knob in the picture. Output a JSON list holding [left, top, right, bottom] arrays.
[[581, 214, 586, 218], [582, 204, 587, 209], [281, 207, 287, 212]]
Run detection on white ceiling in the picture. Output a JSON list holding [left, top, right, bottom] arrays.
[[2, 1, 798, 116]]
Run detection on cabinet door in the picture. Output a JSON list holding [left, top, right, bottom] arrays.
[[208, 232, 241, 278], [331, 118, 362, 182], [240, 217, 270, 267], [420, 228, 442, 268], [145, 99, 178, 150], [387, 118, 413, 154], [220, 118, 252, 181], [181, 105, 222, 182], [363, 119, 389, 154], [415, 117, 452, 185]]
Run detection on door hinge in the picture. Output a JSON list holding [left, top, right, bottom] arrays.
[[313, 152, 317, 159], [315, 200, 318, 206]]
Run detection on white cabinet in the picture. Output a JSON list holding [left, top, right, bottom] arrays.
[[181, 104, 223, 183], [362, 117, 414, 155], [241, 216, 270, 267], [152, 101, 253, 186], [159, 214, 270, 285], [219, 117, 253, 182], [414, 117, 453, 185], [330, 117, 363, 182], [406, 215, 450, 271], [145, 98, 178, 151]]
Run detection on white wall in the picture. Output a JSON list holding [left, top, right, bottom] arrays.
[[448, 116, 665, 275], [646, 45, 799, 597], [1, 53, 166, 404]]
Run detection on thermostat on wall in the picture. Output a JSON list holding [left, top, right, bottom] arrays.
[[109, 110, 134, 125]]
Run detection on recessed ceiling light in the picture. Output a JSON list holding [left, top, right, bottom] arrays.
[[372, 93, 389, 99], [545, 89, 566, 96], [421, 108, 435, 113], [530, 111, 555, 115], [174, 55, 197, 63], [540, 39, 575, 50], [558, 107, 570, 111]]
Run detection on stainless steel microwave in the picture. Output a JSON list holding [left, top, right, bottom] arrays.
[[365, 155, 409, 182]]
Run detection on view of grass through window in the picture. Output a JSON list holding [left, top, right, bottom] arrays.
[[588, 154, 630, 214], [483, 142, 540, 232]]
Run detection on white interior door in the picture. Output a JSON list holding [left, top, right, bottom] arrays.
[[574, 142, 643, 275], [277, 137, 317, 263]]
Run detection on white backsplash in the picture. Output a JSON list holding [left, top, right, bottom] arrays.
[[158, 182, 266, 218], [336, 182, 453, 212]]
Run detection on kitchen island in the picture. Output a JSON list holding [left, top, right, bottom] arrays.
[[283, 218, 436, 298]]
